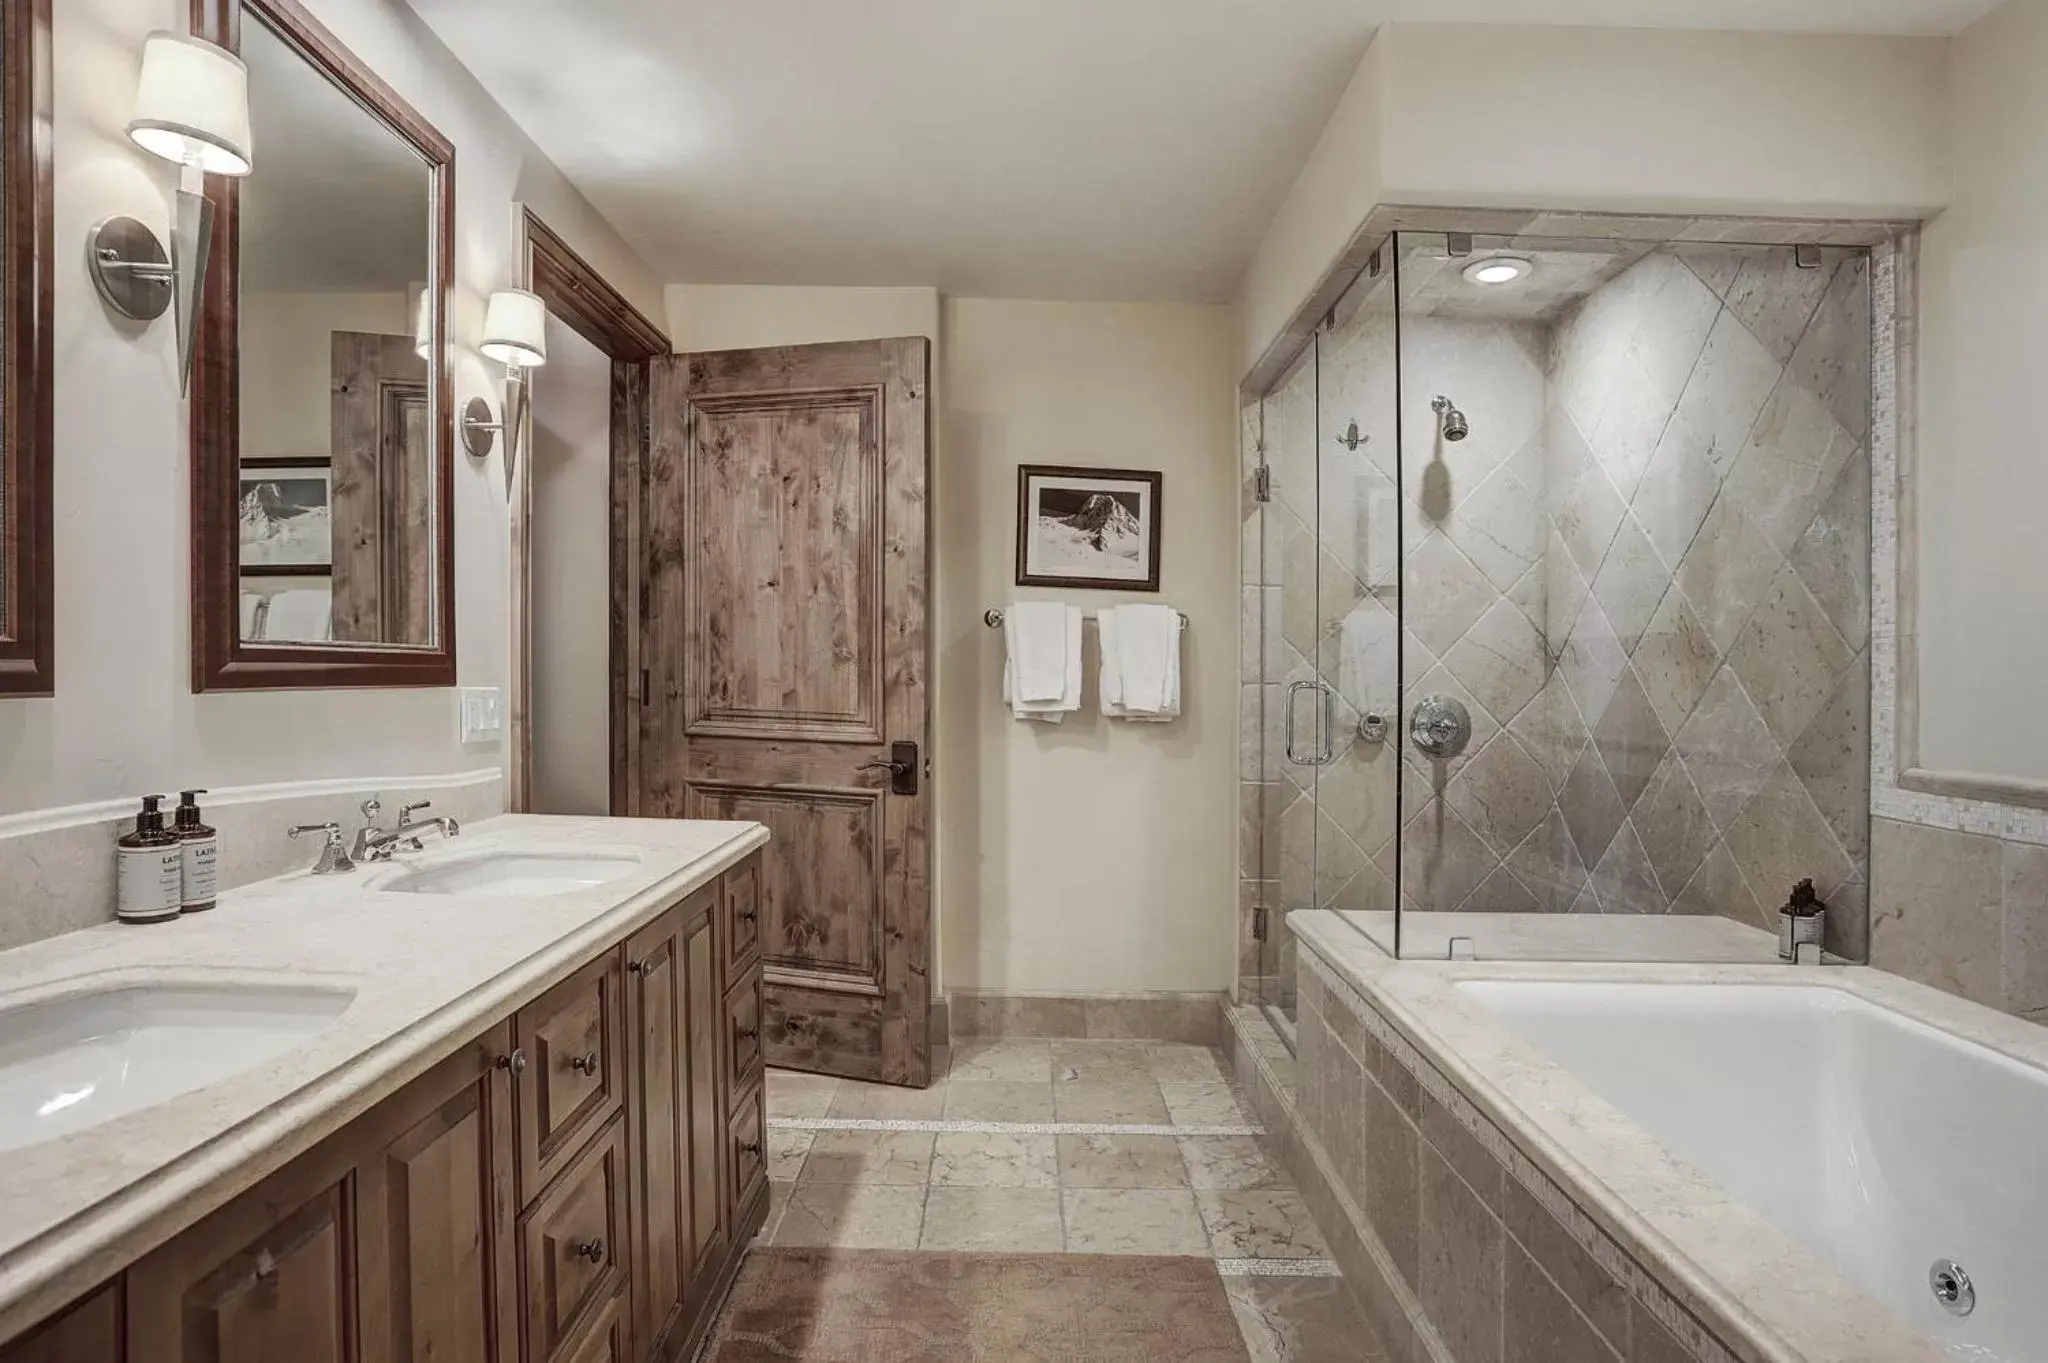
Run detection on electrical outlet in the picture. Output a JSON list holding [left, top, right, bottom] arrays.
[[458, 686, 503, 744]]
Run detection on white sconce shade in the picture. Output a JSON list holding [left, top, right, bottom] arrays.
[[410, 285, 433, 360], [481, 289, 548, 367], [128, 33, 253, 176]]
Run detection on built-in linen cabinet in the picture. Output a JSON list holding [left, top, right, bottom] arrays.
[[0, 852, 767, 1363]]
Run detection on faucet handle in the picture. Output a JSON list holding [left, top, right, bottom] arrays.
[[289, 822, 355, 875], [398, 799, 432, 822]]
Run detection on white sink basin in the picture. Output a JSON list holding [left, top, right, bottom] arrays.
[[378, 851, 641, 898], [0, 983, 355, 1152]]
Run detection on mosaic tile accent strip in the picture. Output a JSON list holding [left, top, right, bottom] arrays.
[[1214, 1257, 1345, 1279], [769, 1117, 1266, 1137]]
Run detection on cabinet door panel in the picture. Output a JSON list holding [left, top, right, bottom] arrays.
[[724, 975, 763, 1107], [679, 901, 726, 1287], [355, 1049, 516, 1363], [0, 1286, 121, 1363], [132, 1180, 355, 1363], [625, 910, 684, 1354]]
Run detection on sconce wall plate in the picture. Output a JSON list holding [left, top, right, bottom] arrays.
[[462, 396, 497, 458], [88, 216, 174, 321]]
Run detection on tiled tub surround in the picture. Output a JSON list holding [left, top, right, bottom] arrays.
[[0, 813, 764, 1342], [1276, 910, 2048, 1363], [0, 768, 506, 951]]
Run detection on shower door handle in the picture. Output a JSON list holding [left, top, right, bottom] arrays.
[[1284, 680, 1338, 767]]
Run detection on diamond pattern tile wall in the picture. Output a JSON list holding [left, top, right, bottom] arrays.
[[1393, 245, 1871, 943]]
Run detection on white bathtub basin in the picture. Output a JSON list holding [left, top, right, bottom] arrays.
[[1457, 979, 2048, 1363], [378, 851, 640, 898], [0, 983, 355, 1152]]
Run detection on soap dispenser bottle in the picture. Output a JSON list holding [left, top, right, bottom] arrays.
[[116, 795, 184, 924], [175, 789, 219, 913]]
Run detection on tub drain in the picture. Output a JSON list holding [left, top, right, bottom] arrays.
[[1929, 1259, 1975, 1317]]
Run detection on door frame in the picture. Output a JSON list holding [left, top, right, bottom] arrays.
[[508, 207, 669, 812]]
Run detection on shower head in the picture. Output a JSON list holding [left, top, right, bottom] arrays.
[[1432, 395, 1469, 442]]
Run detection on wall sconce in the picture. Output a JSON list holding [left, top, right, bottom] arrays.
[[462, 289, 549, 494], [87, 32, 252, 393]]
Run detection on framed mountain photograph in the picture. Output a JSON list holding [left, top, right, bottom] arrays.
[[1015, 464, 1163, 592], [238, 457, 333, 577]]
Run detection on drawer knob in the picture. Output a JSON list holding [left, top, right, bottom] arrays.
[[574, 1237, 606, 1263], [736, 1026, 759, 1044], [253, 1249, 279, 1284], [739, 1140, 762, 1158], [569, 1052, 601, 1075], [498, 1049, 527, 1076], [738, 908, 758, 925]]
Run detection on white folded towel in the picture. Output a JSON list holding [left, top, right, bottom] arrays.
[[1003, 603, 1082, 722], [262, 587, 333, 643], [1100, 604, 1182, 721]]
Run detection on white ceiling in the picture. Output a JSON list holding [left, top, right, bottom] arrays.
[[406, 0, 1994, 303]]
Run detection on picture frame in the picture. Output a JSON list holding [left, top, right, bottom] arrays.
[[238, 456, 333, 577], [1014, 464, 1163, 592]]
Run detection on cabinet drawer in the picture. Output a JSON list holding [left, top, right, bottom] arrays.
[[725, 975, 763, 1104], [2, 1285, 121, 1363], [721, 856, 761, 986], [559, 1293, 625, 1363], [515, 951, 625, 1200], [727, 1083, 766, 1213], [519, 1119, 627, 1363]]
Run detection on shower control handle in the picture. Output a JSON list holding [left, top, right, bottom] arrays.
[[1411, 695, 1473, 760]]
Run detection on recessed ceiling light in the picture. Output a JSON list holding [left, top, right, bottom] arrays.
[[1463, 257, 1533, 286]]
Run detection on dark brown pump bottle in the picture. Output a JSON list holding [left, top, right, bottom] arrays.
[[116, 795, 183, 924], [175, 789, 219, 912]]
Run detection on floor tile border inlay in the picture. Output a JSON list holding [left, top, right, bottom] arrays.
[[769, 1116, 1267, 1137], [1213, 1257, 1345, 1278]]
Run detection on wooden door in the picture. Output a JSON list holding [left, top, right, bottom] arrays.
[[643, 338, 932, 1086], [330, 330, 431, 645]]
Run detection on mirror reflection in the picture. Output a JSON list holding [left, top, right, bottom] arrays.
[[235, 8, 438, 648]]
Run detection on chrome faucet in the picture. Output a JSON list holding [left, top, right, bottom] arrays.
[[350, 798, 461, 863]]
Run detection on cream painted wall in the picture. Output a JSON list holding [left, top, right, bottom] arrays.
[[1914, 0, 2048, 784], [941, 299, 1238, 993], [660, 286, 1238, 993], [1235, 37, 1386, 397], [240, 291, 408, 458], [0, 0, 660, 815], [665, 284, 940, 353], [528, 316, 613, 816], [1234, 23, 1951, 381]]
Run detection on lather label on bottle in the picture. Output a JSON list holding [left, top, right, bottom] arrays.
[[118, 846, 183, 920], [183, 838, 219, 909]]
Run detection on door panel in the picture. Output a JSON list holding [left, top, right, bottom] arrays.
[[644, 338, 931, 1086]]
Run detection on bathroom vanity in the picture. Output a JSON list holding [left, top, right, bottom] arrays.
[[0, 816, 769, 1363]]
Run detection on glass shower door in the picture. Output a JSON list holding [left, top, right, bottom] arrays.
[[1313, 254, 1403, 954]]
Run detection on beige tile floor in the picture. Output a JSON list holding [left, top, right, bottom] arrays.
[[754, 1038, 1387, 1361]]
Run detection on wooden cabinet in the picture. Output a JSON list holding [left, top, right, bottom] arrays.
[[3, 851, 769, 1363], [622, 883, 732, 1359], [127, 1026, 519, 1363], [514, 952, 626, 1200]]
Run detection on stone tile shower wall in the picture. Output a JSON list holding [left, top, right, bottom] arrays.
[[1402, 246, 1871, 950]]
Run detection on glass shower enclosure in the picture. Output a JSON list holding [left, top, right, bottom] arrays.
[[1245, 229, 1872, 1037]]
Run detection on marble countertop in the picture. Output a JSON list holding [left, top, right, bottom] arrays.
[[0, 813, 767, 1343], [1288, 911, 2048, 1363]]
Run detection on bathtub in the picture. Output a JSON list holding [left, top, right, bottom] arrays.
[[1457, 979, 2048, 1363]]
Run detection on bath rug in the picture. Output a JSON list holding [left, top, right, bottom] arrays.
[[703, 1248, 1253, 1362]]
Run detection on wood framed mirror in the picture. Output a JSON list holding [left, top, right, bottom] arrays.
[[1, 0, 54, 697], [190, 0, 456, 691]]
